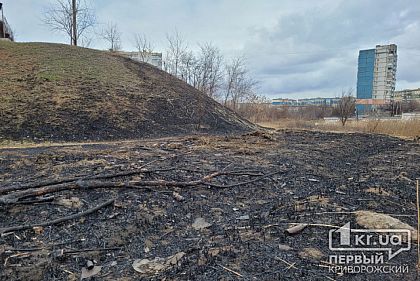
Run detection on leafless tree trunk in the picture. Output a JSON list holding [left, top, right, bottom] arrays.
[[338, 89, 356, 126], [72, 0, 77, 45], [43, 0, 95, 46], [134, 33, 154, 62], [101, 22, 122, 52]]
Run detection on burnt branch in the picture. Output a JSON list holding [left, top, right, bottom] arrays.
[[0, 198, 115, 234], [0, 170, 284, 205]]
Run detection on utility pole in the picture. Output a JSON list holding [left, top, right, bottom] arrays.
[[72, 0, 77, 46]]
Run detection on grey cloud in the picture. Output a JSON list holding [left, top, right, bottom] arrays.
[[243, 0, 420, 97], [3, 0, 420, 98]]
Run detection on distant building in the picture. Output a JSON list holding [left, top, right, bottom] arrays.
[[357, 49, 376, 100], [393, 88, 420, 102], [356, 44, 397, 113], [272, 97, 341, 107], [272, 98, 297, 106], [373, 45, 397, 100], [118, 51, 162, 69]]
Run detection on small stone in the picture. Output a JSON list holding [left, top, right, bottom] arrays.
[[308, 178, 319, 182], [192, 218, 212, 230], [237, 215, 250, 220], [278, 244, 293, 251], [86, 260, 94, 270], [299, 248, 324, 261]]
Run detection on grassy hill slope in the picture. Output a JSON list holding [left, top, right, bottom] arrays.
[[0, 41, 253, 141]]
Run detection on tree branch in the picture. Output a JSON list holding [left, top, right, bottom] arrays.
[[0, 199, 115, 234], [0, 170, 284, 205]]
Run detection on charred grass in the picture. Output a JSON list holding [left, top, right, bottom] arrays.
[[0, 130, 419, 280]]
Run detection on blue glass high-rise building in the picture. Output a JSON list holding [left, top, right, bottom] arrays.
[[357, 49, 375, 99]]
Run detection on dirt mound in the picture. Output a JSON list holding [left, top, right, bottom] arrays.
[[0, 41, 254, 141]]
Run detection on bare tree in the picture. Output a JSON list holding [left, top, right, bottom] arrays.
[[179, 50, 198, 85], [338, 89, 356, 126], [165, 30, 187, 77], [235, 93, 274, 123], [402, 100, 420, 113], [43, 0, 95, 46], [233, 76, 258, 110], [224, 56, 245, 106], [134, 33, 154, 62], [101, 22, 122, 52], [223, 56, 258, 110], [194, 43, 224, 99], [163, 34, 258, 108]]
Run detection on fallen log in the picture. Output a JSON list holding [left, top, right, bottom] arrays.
[[0, 176, 83, 196], [0, 170, 285, 205], [0, 198, 115, 234], [0, 153, 185, 195]]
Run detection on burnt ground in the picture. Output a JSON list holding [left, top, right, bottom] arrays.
[[0, 130, 419, 280]]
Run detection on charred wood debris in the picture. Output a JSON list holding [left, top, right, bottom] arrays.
[[0, 130, 419, 280]]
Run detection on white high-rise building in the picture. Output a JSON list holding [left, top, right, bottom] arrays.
[[372, 44, 397, 101]]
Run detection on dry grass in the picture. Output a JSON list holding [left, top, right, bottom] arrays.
[[258, 119, 420, 139], [0, 139, 104, 149], [365, 187, 391, 196], [319, 119, 420, 139]]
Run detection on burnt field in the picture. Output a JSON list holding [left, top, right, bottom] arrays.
[[0, 130, 419, 280]]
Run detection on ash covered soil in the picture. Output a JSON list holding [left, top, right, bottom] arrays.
[[0, 130, 419, 280]]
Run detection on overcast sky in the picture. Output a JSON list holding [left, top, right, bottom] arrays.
[[3, 0, 420, 98]]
